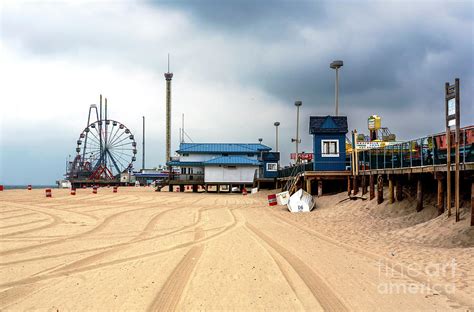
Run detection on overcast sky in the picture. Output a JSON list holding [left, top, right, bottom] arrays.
[[0, 0, 473, 185]]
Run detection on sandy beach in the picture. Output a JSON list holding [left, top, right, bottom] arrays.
[[0, 187, 472, 311]]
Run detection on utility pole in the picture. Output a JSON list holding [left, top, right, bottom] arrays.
[[292, 101, 302, 164], [330, 60, 343, 116], [142, 116, 145, 170]]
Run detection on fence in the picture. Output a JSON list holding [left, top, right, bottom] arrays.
[[357, 126, 473, 171]]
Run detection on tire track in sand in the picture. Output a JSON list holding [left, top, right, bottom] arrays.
[[245, 222, 348, 312], [147, 227, 205, 311]]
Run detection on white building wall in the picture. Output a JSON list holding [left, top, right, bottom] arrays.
[[205, 166, 257, 183], [180, 153, 215, 162]]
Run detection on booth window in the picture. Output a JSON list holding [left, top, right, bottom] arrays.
[[321, 140, 339, 157]]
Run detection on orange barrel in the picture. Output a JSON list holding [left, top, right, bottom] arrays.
[[71, 188, 76, 195], [267, 194, 277, 206], [175, 186, 180, 192], [92, 186, 98, 194], [113, 186, 118, 193], [242, 187, 248, 196], [27, 185, 32, 190], [45, 189, 52, 198]]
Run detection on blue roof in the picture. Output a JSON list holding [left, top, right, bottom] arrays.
[[309, 116, 348, 134], [204, 156, 260, 166], [177, 143, 271, 154]]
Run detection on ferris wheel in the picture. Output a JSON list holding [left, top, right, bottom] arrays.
[[69, 101, 137, 181]]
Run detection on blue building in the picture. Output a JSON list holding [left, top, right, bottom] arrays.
[[309, 116, 349, 171], [167, 143, 278, 187]]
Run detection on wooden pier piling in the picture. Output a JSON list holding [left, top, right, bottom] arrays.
[[306, 178, 312, 194], [471, 182, 474, 226], [396, 178, 403, 202], [416, 178, 423, 212], [317, 180, 323, 197], [370, 174, 375, 200], [437, 174, 444, 216], [347, 176, 351, 196], [361, 175, 367, 195], [377, 175, 383, 204], [388, 175, 394, 204], [353, 176, 359, 195]]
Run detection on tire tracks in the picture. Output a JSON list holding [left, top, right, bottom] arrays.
[[245, 222, 348, 311], [147, 227, 205, 311]]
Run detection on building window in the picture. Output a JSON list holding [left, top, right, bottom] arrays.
[[224, 165, 237, 169], [182, 153, 189, 157], [266, 163, 278, 171], [247, 153, 254, 157], [321, 140, 339, 157]]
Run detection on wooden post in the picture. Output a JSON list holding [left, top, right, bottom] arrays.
[[180, 185, 185, 192], [454, 78, 460, 222], [369, 174, 375, 200], [396, 177, 403, 201], [437, 174, 444, 216], [388, 175, 394, 204], [347, 176, 352, 196], [317, 180, 323, 197], [416, 177, 423, 212], [306, 178, 312, 194], [445, 81, 452, 218], [193, 184, 198, 193], [471, 182, 474, 226], [377, 175, 383, 204], [361, 175, 367, 195], [353, 175, 359, 195]]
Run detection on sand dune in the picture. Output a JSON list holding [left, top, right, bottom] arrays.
[[0, 188, 472, 311]]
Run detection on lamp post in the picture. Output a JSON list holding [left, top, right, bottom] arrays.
[[330, 60, 343, 116], [274, 122, 280, 169], [292, 101, 302, 164], [273, 122, 280, 152]]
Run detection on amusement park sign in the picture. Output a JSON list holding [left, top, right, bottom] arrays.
[[355, 141, 400, 150]]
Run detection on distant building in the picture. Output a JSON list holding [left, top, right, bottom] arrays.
[[168, 143, 277, 188], [309, 116, 348, 171]]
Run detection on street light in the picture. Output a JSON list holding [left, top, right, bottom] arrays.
[[330, 60, 343, 116], [273, 122, 280, 152], [291, 101, 302, 164]]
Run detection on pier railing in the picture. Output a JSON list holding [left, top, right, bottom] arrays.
[[278, 162, 314, 178], [356, 126, 473, 172]]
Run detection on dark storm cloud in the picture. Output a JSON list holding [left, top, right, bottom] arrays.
[[151, 0, 473, 131]]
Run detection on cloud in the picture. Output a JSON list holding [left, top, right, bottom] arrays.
[[0, 0, 473, 184]]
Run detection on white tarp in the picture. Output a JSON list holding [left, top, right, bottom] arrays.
[[287, 189, 315, 213], [276, 191, 290, 205]]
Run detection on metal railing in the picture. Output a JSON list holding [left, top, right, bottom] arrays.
[[170, 173, 204, 182], [356, 126, 473, 171], [278, 162, 313, 178]]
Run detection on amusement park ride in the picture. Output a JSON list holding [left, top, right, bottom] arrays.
[[66, 96, 137, 187]]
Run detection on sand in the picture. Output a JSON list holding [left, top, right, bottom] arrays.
[[0, 187, 472, 311]]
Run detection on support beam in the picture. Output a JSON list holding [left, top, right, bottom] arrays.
[[353, 175, 359, 195], [471, 182, 474, 226], [377, 175, 383, 204], [370, 174, 375, 200], [437, 174, 444, 216], [416, 177, 423, 212], [347, 176, 352, 196], [396, 178, 403, 202], [306, 178, 312, 194], [317, 180, 323, 197], [388, 175, 394, 204], [361, 175, 367, 195], [193, 184, 198, 193], [179, 185, 185, 192]]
